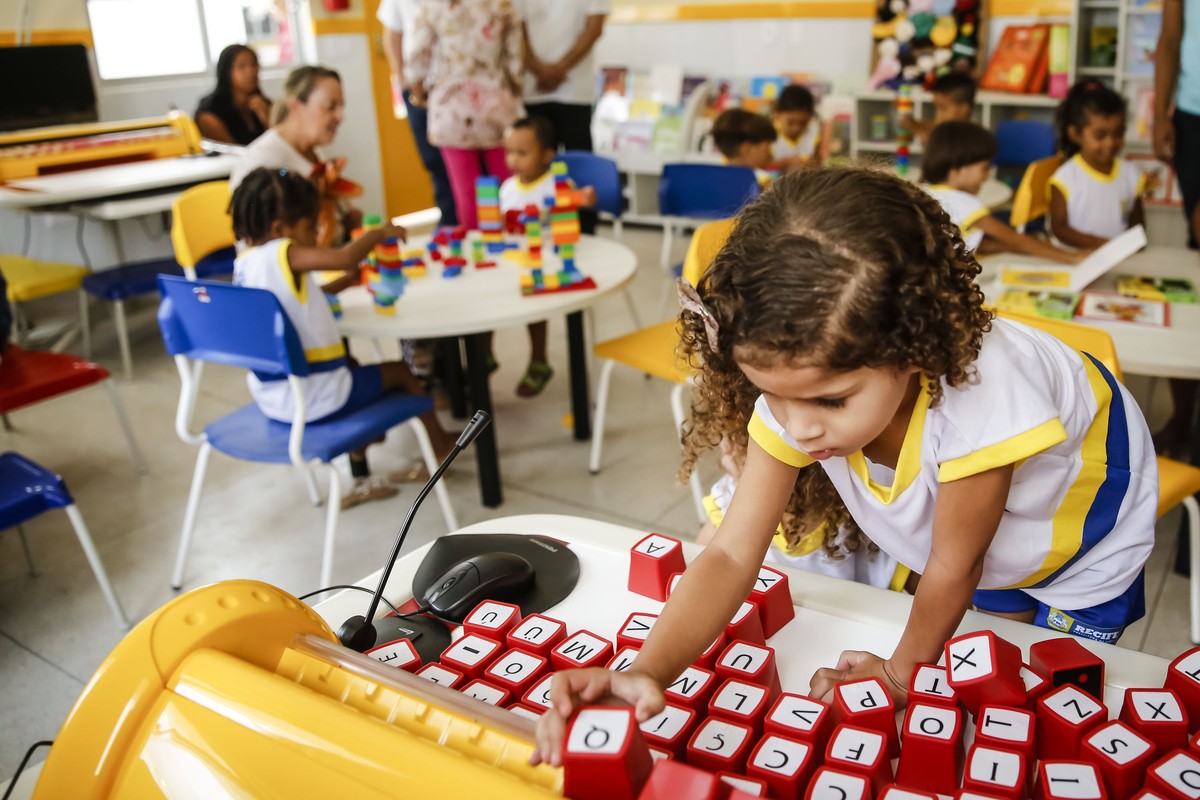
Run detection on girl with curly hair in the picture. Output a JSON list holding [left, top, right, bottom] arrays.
[[532, 167, 1157, 764]]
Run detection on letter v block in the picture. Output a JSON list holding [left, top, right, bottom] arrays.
[[749, 565, 795, 638], [629, 533, 687, 601], [1082, 720, 1157, 800], [1121, 689, 1190, 758], [1038, 685, 1109, 760], [1144, 749, 1200, 800], [1034, 761, 1108, 800], [552, 630, 614, 671], [832, 677, 900, 758], [946, 631, 1026, 716], [897, 702, 965, 796], [564, 706, 654, 800], [617, 613, 659, 651], [765, 693, 833, 748], [1166, 648, 1200, 734]]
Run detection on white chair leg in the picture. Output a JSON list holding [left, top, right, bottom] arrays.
[[172, 441, 212, 590], [1186, 495, 1200, 645], [17, 524, 37, 576], [79, 290, 92, 359], [621, 289, 642, 329], [408, 418, 458, 531], [64, 504, 129, 628], [300, 465, 323, 507], [320, 465, 342, 588], [670, 382, 705, 524], [660, 221, 674, 273], [102, 378, 148, 475], [613, 218, 624, 241], [371, 338, 385, 363], [112, 299, 133, 380], [589, 360, 616, 474]]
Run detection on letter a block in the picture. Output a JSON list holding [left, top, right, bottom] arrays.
[[1034, 761, 1108, 800], [826, 724, 896, 795], [1144, 749, 1200, 800], [766, 693, 834, 747], [1121, 689, 1190, 757], [439, 633, 502, 681], [804, 766, 870, 800], [618, 613, 659, 651], [552, 630, 614, 671], [629, 533, 687, 601], [686, 717, 756, 774], [946, 631, 1026, 715], [365, 638, 422, 672], [833, 677, 900, 758], [1038, 685, 1109, 760], [750, 565, 795, 639], [715, 640, 781, 699], [897, 702, 965, 795], [1081, 720, 1156, 800], [640, 703, 698, 759], [637, 759, 720, 800], [564, 706, 654, 800], [962, 743, 1029, 800], [1166, 649, 1200, 734], [910, 664, 959, 709], [746, 734, 818, 799], [507, 613, 568, 658], [463, 600, 522, 640], [975, 705, 1037, 785], [1030, 638, 1105, 701]]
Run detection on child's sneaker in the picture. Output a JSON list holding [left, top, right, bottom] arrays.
[[340, 476, 400, 510]]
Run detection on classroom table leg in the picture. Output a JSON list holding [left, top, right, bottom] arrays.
[[464, 333, 503, 507], [437, 337, 468, 420], [566, 310, 591, 440]]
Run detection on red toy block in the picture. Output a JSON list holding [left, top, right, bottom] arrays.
[[563, 706, 654, 800], [637, 759, 720, 800], [715, 640, 781, 699], [880, 787, 939, 800], [364, 638, 422, 672], [523, 673, 557, 710], [749, 565, 795, 639], [507, 613, 568, 657], [765, 693, 834, 747], [804, 766, 871, 800], [629, 533, 687, 601], [1034, 761, 1108, 800], [975, 705, 1037, 785], [696, 632, 730, 671], [482, 648, 549, 695], [1038, 685, 1109, 760], [897, 702, 965, 795], [460, 679, 512, 707], [718, 772, 770, 797], [1145, 749, 1200, 800], [639, 703, 697, 759], [725, 601, 767, 646], [1021, 664, 1052, 711], [551, 630, 614, 671], [609, 647, 641, 673], [746, 733, 818, 799], [826, 723, 895, 795], [687, 717, 756, 773], [1192, 730, 1200, 757], [667, 573, 684, 597], [956, 791, 1007, 800], [508, 702, 546, 721], [832, 677, 900, 758], [708, 678, 771, 735], [1131, 792, 1171, 800], [415, 662, 464, 688], [462, 599, 522, 640], [1030, 638, 1105, 702], [909, 664, 959, 709], [946, 631, 1026, 715], [648, 746, 672, 764], [618, 613, 659, 651], [1082, 720, 1157, 800], [1166, 649, 1200, 734], [664, 664, 719, 712], [962, 743, 1029, 800], [1122, 689, 1190, 757], [439, 633, 502, 681]]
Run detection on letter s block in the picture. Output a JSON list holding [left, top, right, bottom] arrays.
[[564, 706, 654, 800], [1081, 720, 1156, 800], [629, 533, 687, 601]]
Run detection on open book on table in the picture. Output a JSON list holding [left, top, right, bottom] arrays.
[[998, 225, 1147, 293]]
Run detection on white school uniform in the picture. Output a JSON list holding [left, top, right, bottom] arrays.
[[927, 184, 989, 252], [499, 170, 557, 215], [1048, 154, 1145, 240], [774, 126, 820, 162]]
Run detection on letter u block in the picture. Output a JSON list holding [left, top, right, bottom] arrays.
[[1081, 720, 1157, 800], [564, 706, 654, 800], [715, 640, 781, 699], [629, 533, 687, 601], [945, 631, 1026, 715], [462, 599, 522, 640], [897, 702, 965, 796]]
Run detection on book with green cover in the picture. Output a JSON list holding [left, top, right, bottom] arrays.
[[1116, 274, 1199, 303], [997, 289, 1081, 321]]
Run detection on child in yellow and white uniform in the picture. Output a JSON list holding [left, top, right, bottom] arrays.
[[772, 84, 821, 174], [711, 108, 778, 187]]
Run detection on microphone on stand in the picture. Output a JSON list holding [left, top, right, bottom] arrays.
[[338, 410, 491, 652]]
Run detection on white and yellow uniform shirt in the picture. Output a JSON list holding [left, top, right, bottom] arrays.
[[774, 126, 819, 162], [499, 170, 557, 216], [233, 238, 351, 422], [1049, 154, 1146, 240], [748, 317, 1157, 611], [927, 184, 988, 252]]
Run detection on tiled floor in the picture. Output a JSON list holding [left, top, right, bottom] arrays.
[[0, 226, 1194, 783]]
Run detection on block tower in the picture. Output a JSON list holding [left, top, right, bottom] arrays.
[[895, 83, 914, 177], [519, 160, 597, 296], [476, 176, 506, 253]]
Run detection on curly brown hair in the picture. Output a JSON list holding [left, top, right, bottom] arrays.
[[678, 166, 993, 554]]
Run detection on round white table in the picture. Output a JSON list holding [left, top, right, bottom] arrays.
[[338, 234, 638, 507]]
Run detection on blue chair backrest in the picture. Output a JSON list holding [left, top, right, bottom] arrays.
[[157, 275, 309, 376], [659, 164, 760, 219], [995, 120, 1057, 168], [558, 152, 622, 218]]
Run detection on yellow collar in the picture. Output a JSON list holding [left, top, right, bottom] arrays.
[[515, 171, 551, 192], [1073, 153, 1119, 184], [846, 380, 932, 504]]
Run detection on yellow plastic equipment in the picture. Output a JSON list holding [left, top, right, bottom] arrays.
[[0, 254, 89, 349], [1009, 154, 1064, 233], [170, 180, 235, 279]]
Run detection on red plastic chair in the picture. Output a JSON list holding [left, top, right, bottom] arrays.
[[0, 345, 148, 474]]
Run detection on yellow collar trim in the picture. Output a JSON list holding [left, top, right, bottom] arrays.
[[516, 171, 551, 192], [846, 380, 932, 504], [778, 133, 803, 146], [1073, 153, 1119, 184], [275, 238, 306, 305]]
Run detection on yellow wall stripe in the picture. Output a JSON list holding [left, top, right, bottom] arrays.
[[0, 29, 93, 47], [311, 17, 368, 36], [609, 0, 1071, 20]]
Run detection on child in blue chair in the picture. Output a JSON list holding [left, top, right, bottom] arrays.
[[711, 108, 778, 186], [229, 167, 458, 509]]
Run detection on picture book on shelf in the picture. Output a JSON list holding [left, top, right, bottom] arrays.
[[996, 289, 1082, 320], [981, 24, 1050, 93], [1124, 13, 1162, 76], [1087, 26, 1118, 67], [998, 225, 1147, 292], [1116, 274, 1200, 303], [1078, 292, 1169, 327]]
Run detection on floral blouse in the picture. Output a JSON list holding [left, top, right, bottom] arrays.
[[406, 0, 525, 149]]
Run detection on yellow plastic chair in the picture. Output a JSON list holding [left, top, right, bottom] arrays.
[[0, 254, 90, 352], [1000, 309, 1200, 644], [589, 218, 735, 523], [171, 180, 236, 280], [1009, 154, 1064, 233]]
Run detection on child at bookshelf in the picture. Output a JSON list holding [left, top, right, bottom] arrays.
[[711, 108, 778, 186], [924, 121, 1085, 264], [1048, 80, 1146, 249], [899, 71, 976, 143], [772, 84, 820, 173]]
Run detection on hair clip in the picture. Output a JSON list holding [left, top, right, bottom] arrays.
[[278, 168, 289, 176], [677, 279, 720, 354]]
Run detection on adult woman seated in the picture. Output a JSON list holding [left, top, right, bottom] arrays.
[[195, 44, 271, 146]]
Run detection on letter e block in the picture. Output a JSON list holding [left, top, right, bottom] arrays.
[[664, 665, 718, 712], [686, 717, 755, 774], [551, 630, 614, 671], [439, 633, 502, 680], [715, 640, 781, 699], [639, 703, 697, 759], [963, 743, 1029, 800], [946, 631, 1026, 715], [910, 664, 959, 709], [833, 677, 900, 758], [618, 613, 659, 651], [463, 600, 522, 640], [564, 706, 654, 800], [629, 533, 687, 601], [637, 759, 720, 800], [746, 734, 817, 800], [1034, 761, 1108, 800], [365, 638, 422, 672], [483, 648, 549, 695], [1081, 720, 1156, 800], [1038, 685, 1109, 760], [804, 766, 870, 800], [708, 678, 771, 735], [766, 693, 833, 747], [897, 702, 965, 795], [1030, 638, 1105, 701], [1144, 749, 1200, 800], [1166, 648, 1200, 734], [507, 613, 568, 658], [826, 724, 895, 795], [1121, 689, 1190, 757], [750, 565, 795, 638]]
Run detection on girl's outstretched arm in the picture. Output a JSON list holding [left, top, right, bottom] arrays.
[[287, 222, 407, 274], [976, 215, 1088, 265], [810, 462, 1014, 704], [1048, 186, 1110, 249]]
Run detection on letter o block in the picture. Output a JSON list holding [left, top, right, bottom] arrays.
[[482, 648, 549, 696], [765, 693, 833, 747], [897, 702, 965, 796], [1122, 689, 1190, 758], [629, 533, 687, 601], [946, 631, 1026, 715], [564, 707, 654, 800], [750, 565, 795, 639], [963, 743, 1029, 800], [1165, 648, 1200, 734], [1038, 685, 1109, 760], [1034, 761, 1108, 800], [637, 759, 720, 800], [686, 717, 756, 774], [804, 766, 870, 800], [1144, 749, 1200, 800], [506, 613, 567, 658], [462, 600, 522, 640], [1081, 720, 1156, 800], [832, 677, 900, 758], [746, 734, 818, 800]]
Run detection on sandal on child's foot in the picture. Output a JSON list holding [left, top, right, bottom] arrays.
[[516, 361, 553, 397], [384, 463, 432, 484], [340, 476, 400, 510]]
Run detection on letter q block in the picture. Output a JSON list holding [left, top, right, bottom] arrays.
[[629, 533, 686, 601], [564, 706, 654, 800]]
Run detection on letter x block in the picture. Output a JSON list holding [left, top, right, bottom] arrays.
[[440, 633, 503, 681], [637, 759, 720, 800], [507, 613, 567, 658], [975, 705, 1037, 785], [1121, 689, 1190, 757], [365, 638, 422, 672], [1081, 720, 1156, 800], [946, 631, 1026, 715], [746, 734, 818, 800], [962, 743, 1029, 800], [750, 565, 795, 639], [552, 630, 614, 671], [664, 665, 719, 712], [826, 724, 896, 795], [1165, 648, 1200, 733], [709, 678, 771, 735], [482, 648, 549, 696], [564, 706, 654, 800], [640, 703, 698, 759], [462, 600, 522, 640], [1034, 761, 1108, 800], [910, 664, 959, 709], [725, 601, 767, 646], [832, 677, 900, 758], [715, 640, 781, 699], [1030, 638, 1105, 702], [686, 717, 756, 774], [629, 533, 687, 601], [897, 702, 965, 795], [766, 693, 834, 747], [618, 613, 659, 651], [804, 766, 870, 800], [1038, 685, 1109, 760], [1144, 749, 1200, 800]]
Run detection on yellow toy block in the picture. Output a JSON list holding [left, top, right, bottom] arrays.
[[519, 273, 534, 289], [544, 273, 560, 290]]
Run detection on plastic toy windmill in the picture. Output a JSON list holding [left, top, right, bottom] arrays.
[[895, 83, 915, 177]]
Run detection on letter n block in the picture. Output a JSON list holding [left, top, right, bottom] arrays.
[[709, 678, 771, 735], [963, 743, 1029, 800], [686, 717, 755, 774], [750, 565, 795, 638], [766, 693, 833, 748], [551, 630, 614, 671], [746, 734, 818, 799], [946, 631, 1026, 715], [617, 613, 659, 651], [1038, 685, 1109, 760], [804, 766, 870, 800], [1034, 761, 1108, 800], [639, 703, 697, 759], [910, 664, 959, 709], [637, 759, 720, 800], [1144, 749, 1200, 800], [564, 706, 654, 800], [897, 702, 965, 795], [664, 665, 718, 713], [833, 677, 900, 758], [1166, 648, 1200, 734], [715, 640, 781, 699], [975, 705, 1037, 785], [507, 613, 567, 658], [482, 648, 549, 696], [365, 638, 422, 672], [826, 724, 895, 795], [463, 600, 522, 640], [1030, 638, 1105, 701], [1081, 720, 1156, 800], [629, 533, 686, 600], [1121, 689, 1190, 757], [439, 633, 502, 681]]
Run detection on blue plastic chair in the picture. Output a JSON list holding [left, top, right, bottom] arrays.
[[82, 257, 185, 379], [657, 163, 759, 273], [0, 451, 128, 628], [558, 151, 624, 235], [994, 120, 1057, 187], [157, 276, 458, 589]]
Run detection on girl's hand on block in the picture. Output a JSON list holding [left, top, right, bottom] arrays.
[[383, 221, 408, 243], [809, 650, 910, 706], [531, 668, 664, 767]]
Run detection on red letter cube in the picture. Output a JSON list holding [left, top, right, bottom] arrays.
[[508, 703, 546, 721], [1165, 648, 1200, 734], [881, 787, 939, 800], [963, 743, 1029, 800], [523, 673, 557, 710], [718, 772, 770, 797], [1145, 749, 1200, 800], [460, 679, 511, 706], [826, 724, 895, 795], [715, 640, 781, 699], [564, 706, 654, 800], [1081, 720, 1157, 800], [686, 717, 756, 774], [1122, 689, 1190, 757], [439, 633, 502, 680], [482, 648, 549, 695], [507, 613, 567, 657], [709, 678, 771, 735], [1034, 761, 1108, 800], [617, 613, 659, 651], [1038, 685, 1109, 760], [365, 638, 422, 672], [832, 677, 899, 758], [746, 734, 818, 799], [608, 647, 641, 673], [462, 599, 522, 640], [749, 565, 795, 639], [946, 631, 1026, 715], [975, 705, 1037, 785], [415, 662, 464, 688], [765, 693, 834, 746], [552, 630, 614, 671], [639, 703, 697, 759], [725, 601, 767, 646], [637, 759, 719, 800], [910, 664, 959, 709], [1021, 664, 1052, 711], [1030, 638, 1105, 702], [629, 533, 687, 601], [665, 665, 719, 712], [804, 766, 870, 800], [897, 702, 965, 795]]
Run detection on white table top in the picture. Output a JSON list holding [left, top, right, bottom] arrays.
[[337, 234, 638, 340], [606, 149, 724, 177], [982, 245, 1200, 380]]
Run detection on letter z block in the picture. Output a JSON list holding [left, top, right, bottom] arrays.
[[832, 677, 900, 758], [750, 565, 795, 638], [1165, 648, 1200, 734], [897, 702, 965, 795], [746, 734, 818, 800], [629, 533, 686, 601], [1034, 761, 1108, 800], [1081, 720, 1157, 800], [564, 706, 654, 800], [1122, 689, 1191, 757], [1038, 685, 1109, 760], [946, 631, 1026, 715]]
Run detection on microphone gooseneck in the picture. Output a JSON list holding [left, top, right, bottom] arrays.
[[338, 410, 491, 651]]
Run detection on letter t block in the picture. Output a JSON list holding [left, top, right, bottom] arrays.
[[563, 707, 654, 800], [629, 533, 686, 601]]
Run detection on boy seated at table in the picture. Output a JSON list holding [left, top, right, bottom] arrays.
[[711, 108, 778, 186], [900, 70, 976, 143], [772, 83, 821, 174]]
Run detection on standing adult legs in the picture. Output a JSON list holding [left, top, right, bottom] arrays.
[[403, 90, 458, 227]]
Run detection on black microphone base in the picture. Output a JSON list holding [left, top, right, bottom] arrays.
[[339, 613, 453, 664]]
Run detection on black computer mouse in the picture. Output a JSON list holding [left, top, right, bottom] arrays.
[[421, 551, 536, 622]]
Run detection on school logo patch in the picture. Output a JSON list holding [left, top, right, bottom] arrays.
[[1046, 608, 1073, 632]]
